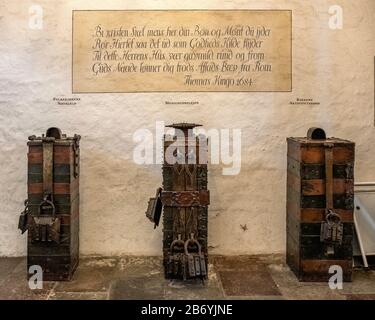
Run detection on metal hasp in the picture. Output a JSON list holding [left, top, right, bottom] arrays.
[[146, 122, 209, 280], [286, 127, 355, 282], [19, 127, 80, 281]]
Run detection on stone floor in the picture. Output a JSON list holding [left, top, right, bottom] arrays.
[[0, 255, 374, 300]]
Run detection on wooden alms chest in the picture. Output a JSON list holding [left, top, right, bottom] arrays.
[[286, 128, 355, 282], [146, 123, 209, 280], [19, 127, 80, 281]]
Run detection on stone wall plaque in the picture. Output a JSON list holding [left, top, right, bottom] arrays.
[[72, 10, 292, 93]]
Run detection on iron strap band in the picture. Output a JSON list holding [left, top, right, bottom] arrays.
[[161, 190, 210, 207], [42, 139, 54, 196], [324, 143, 334, 210], [72, 134, 81, 178]]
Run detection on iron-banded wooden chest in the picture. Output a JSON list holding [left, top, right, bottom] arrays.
[[20, 127, 80, 281], [146, 123, 209, 280], [286, 128, 354, 282]]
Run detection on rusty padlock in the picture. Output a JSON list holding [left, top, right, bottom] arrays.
[[167, 234, 185, 277], [184, 233, 207, 279], [320, 210, 343, 255], [30, 196, 61, 244]]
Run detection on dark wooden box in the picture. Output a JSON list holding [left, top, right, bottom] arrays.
[[286, 129, 355, 282], [161, 123, 209, 279], [26, 128, 80, 281]]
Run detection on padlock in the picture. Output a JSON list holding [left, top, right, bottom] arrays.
[[184, 233, 207, 279], [320, 210, 343, 244], [30, 196, 61, 244], [320, 210, 343, 255], [18, 199, 29, 234], [167, 234, 185, 277]]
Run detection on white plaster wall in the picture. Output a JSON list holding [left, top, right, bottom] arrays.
[[0, 0, 374, 256]]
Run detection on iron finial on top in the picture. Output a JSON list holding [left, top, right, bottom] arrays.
[[166, 122, 202, 130]]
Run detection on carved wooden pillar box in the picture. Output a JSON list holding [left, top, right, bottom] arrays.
[[286, 128, 355, 282], [146, 123, 209, 280], [19, 127, 80, 281]]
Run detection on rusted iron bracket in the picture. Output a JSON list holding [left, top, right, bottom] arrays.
[[145, 188, 163, 228]]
